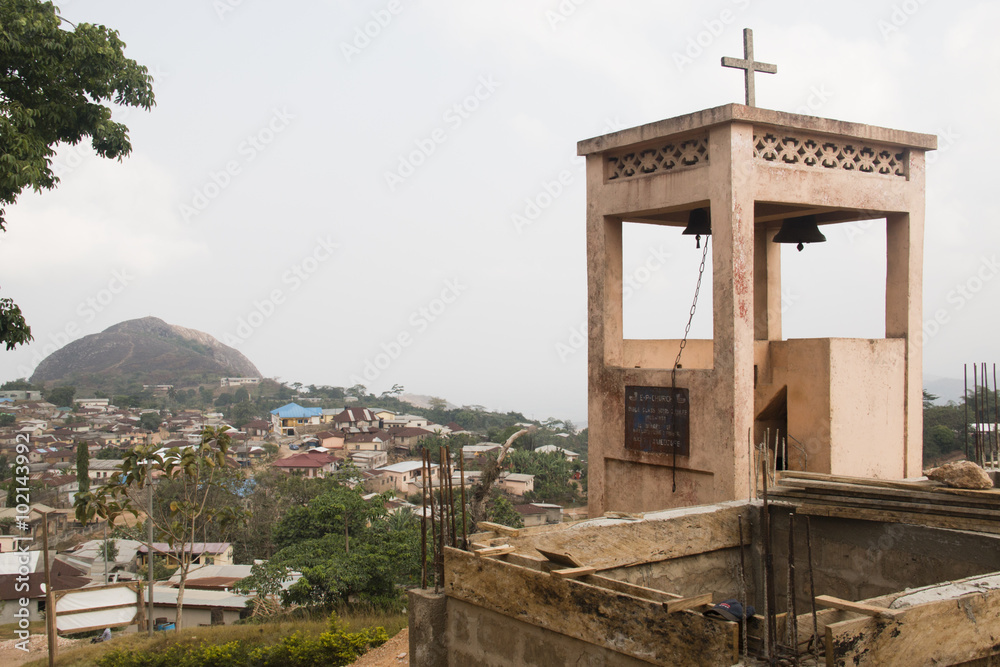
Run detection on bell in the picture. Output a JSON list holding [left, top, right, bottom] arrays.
[[772, 214, 826, 252], [682, 208, 711, 248]]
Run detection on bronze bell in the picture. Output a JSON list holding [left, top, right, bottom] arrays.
[[682, 208, 711, 248], [773, 214, 826, 252]]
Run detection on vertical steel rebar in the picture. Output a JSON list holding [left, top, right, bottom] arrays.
[[805, 517, 820, 665], [993, 363, 1000, 468], [459, 452, 468, 550], [787, 513, 799, 665], [446, 447, 457, 547], [738, 515, 749, 662], [975, 364, 982, 466], [965, 363, 970, 460], [420, 449, 428, 588], [761, 446, 776, 666]]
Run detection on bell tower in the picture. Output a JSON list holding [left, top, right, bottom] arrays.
[[581, 100, 937, 515]]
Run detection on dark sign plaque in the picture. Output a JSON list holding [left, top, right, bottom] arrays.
[[624, 386, 690, 456]]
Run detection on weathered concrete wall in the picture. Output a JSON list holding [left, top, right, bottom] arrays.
[[602, 547, 741, 600], [446, 597, 655, 666], [768, 510, 1000, 613], [408, 589, 447, 667]]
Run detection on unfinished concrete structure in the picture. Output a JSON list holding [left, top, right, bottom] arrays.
[[582, 104, 937, 515], [411, 474, 1000, 665]]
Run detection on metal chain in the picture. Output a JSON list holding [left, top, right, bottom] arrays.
[[670, 238, 710, 492], [672, 239, 710, 383]]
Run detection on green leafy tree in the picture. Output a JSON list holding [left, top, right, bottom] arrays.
[[487, 492, 524, 528], [44, 385, 75, 407], [99, 538, 119, 563], [76, 442, 90, 494], [233, 387, 251, 403], [0, 298, 32, 350], [0, 413, 15, 427], [138, 411, 162, 432], [78, 427, 243, 630], [0, 1, 154, 346], [0, 378, 34, 390], [0, 0, 155, 228]]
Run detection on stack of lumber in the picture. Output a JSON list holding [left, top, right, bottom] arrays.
[[769, 471, 1000, 534]]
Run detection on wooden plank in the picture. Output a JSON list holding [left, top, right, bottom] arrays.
[[795, 503, 1000, 535], [582, 574, 683, 602], [664, 593, 713, 614], [773, 478, 1000, 512], [825, 587, 1000, 666], [446, 547, 738, 666], [475, 545, 515, 557], [814, 595, 901, 620], [768, 488, 1000, 520], [476, 521, 521, 537], [779, 470, 941, 491], [536, 547, 584, 568], [551, 566, 596, 579], [509, 502, 751, 572]]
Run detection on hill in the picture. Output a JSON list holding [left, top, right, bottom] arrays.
[[29, 317, 261, 386]]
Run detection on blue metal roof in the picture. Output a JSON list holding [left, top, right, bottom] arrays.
[[270, 402, 323, 419]]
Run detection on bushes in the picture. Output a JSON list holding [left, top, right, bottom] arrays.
[[96, 613, 387, 667]]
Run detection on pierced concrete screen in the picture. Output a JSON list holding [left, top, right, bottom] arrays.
[[625, 386, 690, 456]]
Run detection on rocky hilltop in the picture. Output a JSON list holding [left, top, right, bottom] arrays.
[[30, 317, 261, 385]]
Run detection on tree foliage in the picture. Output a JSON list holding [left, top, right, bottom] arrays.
[[76, 427, 245, 630], [0, 297, 32, 350], [75, 441, 89, 494], [0, 0, 156, 229], [44, 385, 74, 406]]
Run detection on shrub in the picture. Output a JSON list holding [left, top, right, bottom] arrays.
[[96, 613, 387, 667]]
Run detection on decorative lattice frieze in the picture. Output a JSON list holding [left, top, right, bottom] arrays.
[[753, 131, 907, 178], [607, 136, 709, 181]]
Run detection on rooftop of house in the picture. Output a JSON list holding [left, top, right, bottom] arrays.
[[270, 403, 323, 419]]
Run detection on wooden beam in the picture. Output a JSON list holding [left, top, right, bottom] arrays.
[[475, 545, 515, 558], [664, 593, 713, 614], [796, 503, 1000, 535], [814, 595, 901, 620], [476, 521, 521, 537], [551, 566, 596, 579], [536, 547, 584, 568], [582, 574, 683, 602]]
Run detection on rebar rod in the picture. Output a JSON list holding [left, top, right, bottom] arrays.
[[420, 449, 428, 589], [739, 515, 749, 662], [788, 513, 799, 666], [805, 517, 820, 665], [965, 364, 970, 460]]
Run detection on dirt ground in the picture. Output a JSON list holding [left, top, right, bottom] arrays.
[[350, 627, 409, 667], [0, 634, 84, 666]]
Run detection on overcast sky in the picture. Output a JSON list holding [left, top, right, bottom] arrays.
[[1, 1, 996, 423]]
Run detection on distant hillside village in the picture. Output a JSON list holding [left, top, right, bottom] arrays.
[[0, 380, 586, 628]]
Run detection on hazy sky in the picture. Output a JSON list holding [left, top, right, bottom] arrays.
[[1, 1, 996, 423]]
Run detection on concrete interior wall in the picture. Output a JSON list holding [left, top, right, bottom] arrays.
[[766, 509, 1000, 615]]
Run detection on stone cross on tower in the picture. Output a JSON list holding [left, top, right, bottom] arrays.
[[721, 28, 776, 106]]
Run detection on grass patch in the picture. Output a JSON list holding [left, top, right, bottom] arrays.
[[22, 610, 407, 667]]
